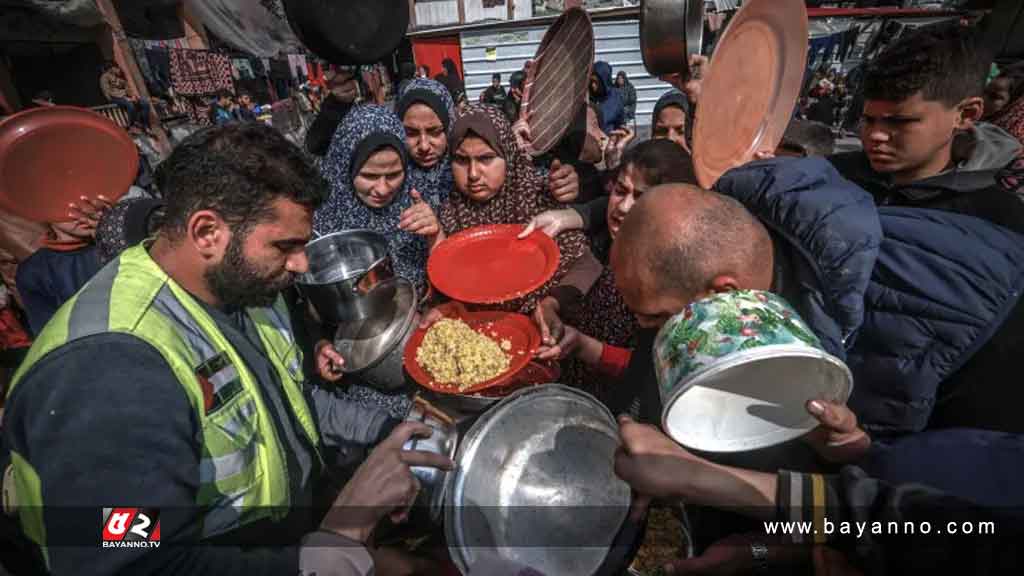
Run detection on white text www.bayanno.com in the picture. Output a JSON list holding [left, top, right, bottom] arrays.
[[764, 519, 996, 539]]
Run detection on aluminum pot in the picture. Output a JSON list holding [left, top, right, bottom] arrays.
[[297, 230, 396, 325], [445, 384, 632, 576], [640, 0, 705, 78], [334, 278, 418, 393], [402, 396, 459, 524]]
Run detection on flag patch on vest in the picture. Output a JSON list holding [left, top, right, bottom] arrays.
[[196, 353, 243, 414]]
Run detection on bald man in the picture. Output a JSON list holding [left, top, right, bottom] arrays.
[[611, 184, 773, 330], [611, 157, 1024, 447]]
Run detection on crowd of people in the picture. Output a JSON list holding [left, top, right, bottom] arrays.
[[2, 18, 1024, 576]]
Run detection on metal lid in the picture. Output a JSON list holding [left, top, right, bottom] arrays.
[[333, 277, 417, 373], [445, 384, 631, 575]]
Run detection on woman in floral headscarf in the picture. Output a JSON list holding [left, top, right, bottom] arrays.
[[439, 103, 590, 314], [396, 78, 456, 209], [316, 104, 442, 293]]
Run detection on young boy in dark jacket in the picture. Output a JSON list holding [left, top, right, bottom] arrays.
[[828, 24, 1024, 233]]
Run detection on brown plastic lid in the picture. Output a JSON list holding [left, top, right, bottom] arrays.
[[692, 0, 808, 188], [0, 106, 138, 223]]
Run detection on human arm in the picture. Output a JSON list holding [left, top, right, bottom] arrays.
[[308, 384, 403, 449], [518, 195, 609, 240], [15, 252, 58, 336], [305, 94, 355, 157]]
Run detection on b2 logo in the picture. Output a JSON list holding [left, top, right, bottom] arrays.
[[102, 508, 161, 548]]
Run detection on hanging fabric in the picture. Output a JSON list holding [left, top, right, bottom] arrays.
[[169, 50, 234, 96]]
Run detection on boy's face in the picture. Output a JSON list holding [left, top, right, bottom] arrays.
[[860, 91, 982, 183]]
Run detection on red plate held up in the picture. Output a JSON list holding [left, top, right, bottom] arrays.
[[0, 106, 138, 223], [428, 224, 560, 304], [404, 303, 542, 396]]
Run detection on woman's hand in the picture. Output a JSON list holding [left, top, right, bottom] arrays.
[[604, 126, 636, 170], [518, 209, 584, 239], [315, 339, 345, 383], [399, 189, 444, 245], [67, 195, 113, 239]]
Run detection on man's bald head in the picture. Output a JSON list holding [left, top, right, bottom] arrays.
[[611, 184, 774, 328]]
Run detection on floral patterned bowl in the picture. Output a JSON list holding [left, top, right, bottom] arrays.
[[653, 290, 852, 453]]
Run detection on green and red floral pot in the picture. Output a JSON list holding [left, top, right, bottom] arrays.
[[653, 290, 853, 453]]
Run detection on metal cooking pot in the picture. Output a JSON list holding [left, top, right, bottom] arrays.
[[334, 278, 418, 392], [297, 230, 396, 325], [402, 397, 459, 524], [640, 0, 705, 78], [445, 385, 632, 576]]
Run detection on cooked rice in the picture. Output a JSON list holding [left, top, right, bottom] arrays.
[[417, 318, 511, 391]]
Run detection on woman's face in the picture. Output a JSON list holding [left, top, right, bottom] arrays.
[[352, 147, 406, 208], [452, 135, 507, 202], [607, 163, 650, 240], [984, 77, 1012, 118], [654, 106, 689, 152], [616, 74, 625, 87], [403, 103, 448, 169]]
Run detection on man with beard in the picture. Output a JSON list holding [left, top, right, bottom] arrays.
[[1, 123, 452, 576]]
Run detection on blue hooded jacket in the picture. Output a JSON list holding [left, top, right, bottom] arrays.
[[591, 61, 625, 134], [716, 158, 1024, 435]]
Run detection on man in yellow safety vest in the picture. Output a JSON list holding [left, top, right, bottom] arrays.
[[2, 122, 451, 575]]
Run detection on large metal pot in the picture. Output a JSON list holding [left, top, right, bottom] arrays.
[[640, 0, 705, 78], [297, 230, 396, 325], [445, 384, 632, 576], [334, 278, 418, 392]]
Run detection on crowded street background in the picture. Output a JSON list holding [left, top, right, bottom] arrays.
[[1, 1, 1024, 575]]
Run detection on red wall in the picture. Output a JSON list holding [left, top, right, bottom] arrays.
[[412, 36, 463, 81]]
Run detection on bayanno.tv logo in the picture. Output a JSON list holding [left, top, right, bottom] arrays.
[[101, 508, 161, 549]]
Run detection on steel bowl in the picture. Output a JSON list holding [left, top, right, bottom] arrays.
[[334, 278, 418, 392], [654, 290, 853, 453], [445, 384, 631, 576], [297, 230, 396, 325], [402, 396, 459, 524], [640, 0, 705, 78]]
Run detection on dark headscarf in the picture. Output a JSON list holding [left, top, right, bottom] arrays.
[[440, 104, 589, 313], [651, 89, 694, 147], [396, 78, 456, 209], [317, 105, 430, 290]]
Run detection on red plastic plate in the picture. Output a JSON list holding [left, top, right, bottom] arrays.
[[403, 304, 542, 396], [428, 224, 560, 304], [0, 106, 138, 223]]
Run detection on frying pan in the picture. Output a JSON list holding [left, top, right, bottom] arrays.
[[640, 0, 705, 78], [282, 0, 410, 65]]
